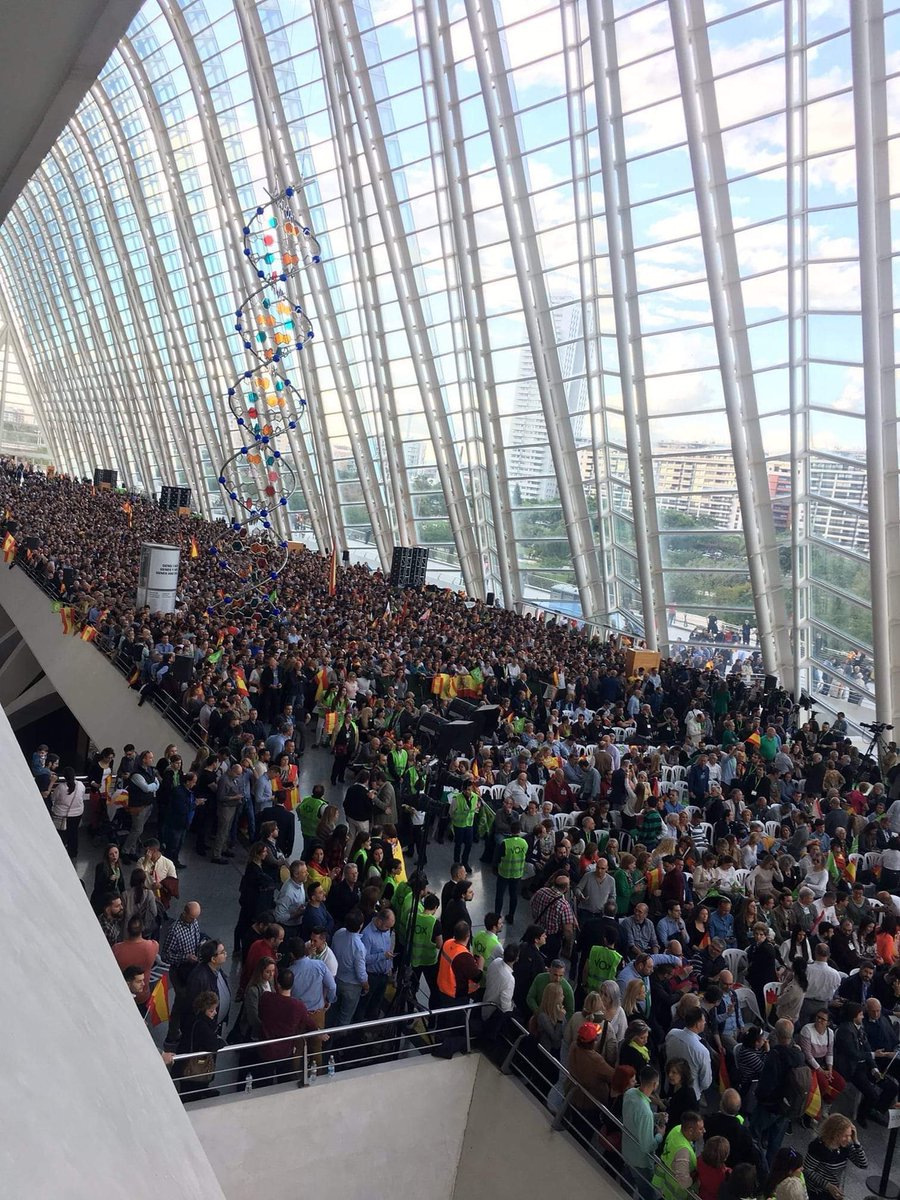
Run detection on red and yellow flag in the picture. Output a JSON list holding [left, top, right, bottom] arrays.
[[328, 541, 338, 597], [60, 606, 76, 635], [79, 625, 98, 642], [805, 1075, 822, 1120], [146, 974, 170, 1026], [2, 532, 15, 563], [233, 667, 249, 697], [121, 500, 133, 527], [190, 536, 199, 559]]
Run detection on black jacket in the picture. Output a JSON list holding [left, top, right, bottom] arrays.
[[757, 1041, 804, 1112], [257, 804, 296, 857]]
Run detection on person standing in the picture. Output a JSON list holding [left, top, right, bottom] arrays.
[[410, 893, 442, 1003], [494, 821, 528, 923], [50, 767, 86, 860], [751, 1018, 804, 1166], [211, 763, 243, 864], [123, 751, 159, 861], [450, 780, 481, 873], [623, 1064, 666, 1200], [112, 915, 159, 1010], [331, 911, 368, 1026], [359, 909, 396, 1020], [285, 939, 335, 1064], [258, 969, 318, 1084], [652, 1111, 704, 1200]]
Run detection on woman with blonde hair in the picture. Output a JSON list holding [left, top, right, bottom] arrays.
[[803, 1114, 866, 1200], [533, 981, 566, 1057], [622, 977, 647, 1021]]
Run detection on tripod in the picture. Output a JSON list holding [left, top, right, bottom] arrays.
[[853, 723, 893, 787]]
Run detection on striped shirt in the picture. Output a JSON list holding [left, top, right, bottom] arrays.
[[804, 1137, 866, 1199]]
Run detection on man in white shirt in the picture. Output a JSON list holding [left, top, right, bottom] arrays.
[[482, 944, 517, 1036], [801, 943, 842, 1025], [503, 772, 531, 811]]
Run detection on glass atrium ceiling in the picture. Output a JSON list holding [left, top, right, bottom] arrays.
[[0, 0, 898, 723]]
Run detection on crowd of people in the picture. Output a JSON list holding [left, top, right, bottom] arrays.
[[11, 459, 900, 1199]]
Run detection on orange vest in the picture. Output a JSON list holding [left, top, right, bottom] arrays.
[[436, 939, 475, 999]]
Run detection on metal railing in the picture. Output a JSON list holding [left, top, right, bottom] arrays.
[[170, 1002, 477, 1095], [170, 1001, 698, 1200]]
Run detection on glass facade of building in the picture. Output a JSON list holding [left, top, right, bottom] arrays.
[[0, 0, 898, 724]]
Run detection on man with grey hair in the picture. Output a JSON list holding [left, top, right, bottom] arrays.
[[750, 1018, 804, 1166]]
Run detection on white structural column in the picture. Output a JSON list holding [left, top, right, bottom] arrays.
[[237, 0, 397, 564], [312, 7, 414, 550], [558, 0, 613, 624], [418, 0, 522, 607], [670, 0, 792, 681], [785, 0, 810, 702], [322, 0, 482, 595], [463, 0, 606, 622], [850, 0, 900, 727], [589, 0, 667, 648], [3, 208, 116, 475]]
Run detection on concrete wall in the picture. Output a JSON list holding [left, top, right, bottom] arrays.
[[0, 562, 179, 751], [190, 1057, 478, 1200], [0, 702, 223, 1198], [452, 1058, 605, 1199]]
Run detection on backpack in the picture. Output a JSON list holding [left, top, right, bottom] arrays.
[[780, 1064, 812, 1119]]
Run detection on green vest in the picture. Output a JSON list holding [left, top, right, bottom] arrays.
[[392, 880, 413, 919], [411, 911, 439, 968], [451, 791, 478, 828], [652, 1126, 697, 1200], [298, 794, 326, 837], [585, 945, 622, 991], [472, 929, 501, 966], [498, 835, 528, 879], [389, 748, 408, 779]]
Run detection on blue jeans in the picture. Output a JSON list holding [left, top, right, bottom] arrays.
[[750, 1107, 789, 1166], [331, 981, 363, 1027]]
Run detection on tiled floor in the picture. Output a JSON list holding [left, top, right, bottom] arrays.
[[72, 745, 896, 1196]]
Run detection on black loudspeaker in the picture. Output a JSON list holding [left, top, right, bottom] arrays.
[[417, 711, 447, 745], [448, 697, 478, 721], [159, 485, 192, 512], [25, 536, 39, 550], [341, 550, 350, 563], [433, 720, 476, 757], [93, 467, 117, 488], [764, 674, 778, 694], [171, 654, 193, 684], [389, 545, 429, 588], [475, 704, 501, 737], [486, 592, 496, 607], [62, 567, 75, 588]]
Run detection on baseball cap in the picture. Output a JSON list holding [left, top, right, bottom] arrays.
[[577, 1022, 600, 1045]]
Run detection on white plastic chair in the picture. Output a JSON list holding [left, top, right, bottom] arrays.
[[735, 986, 764, 1025], [732, 868, 750, 887], [764, 980, 782, 1013], [614, 727, 628, 743], [552, 812, 575, 832], [764, 821, 781, 838], [863, 852, 883, 872], [723, 948, 748, 981], [699, 823, 714, 846], [668, 780, 688, 801], [489, 784, 506, 802]]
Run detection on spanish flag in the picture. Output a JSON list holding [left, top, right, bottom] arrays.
[[1, 532, 15, 563], [233, 667, 249, 697], [328, 541, 338, 597], [60, 606, 76, 635], [805, 1075, 822, 1120], [146, 973, 171, 1026], [190, 536, 199, 559], [79, 625, 98, 642], [121, 500, 133, 527], [314, 667, 329, 701]]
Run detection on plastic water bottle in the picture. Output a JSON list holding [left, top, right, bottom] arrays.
[[307, 1061, 318, 1086], [327, 1055, 336, 1079], [244, 1074, 253, 1093]]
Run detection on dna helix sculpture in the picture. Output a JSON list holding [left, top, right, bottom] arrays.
[[208, 185, 321, 618]]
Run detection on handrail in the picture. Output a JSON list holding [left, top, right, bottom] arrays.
[[497, 1015, 704, 1200]]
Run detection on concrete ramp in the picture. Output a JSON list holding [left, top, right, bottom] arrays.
[[0, 562, 181, 749], [189, 1055, 607, 1200]]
